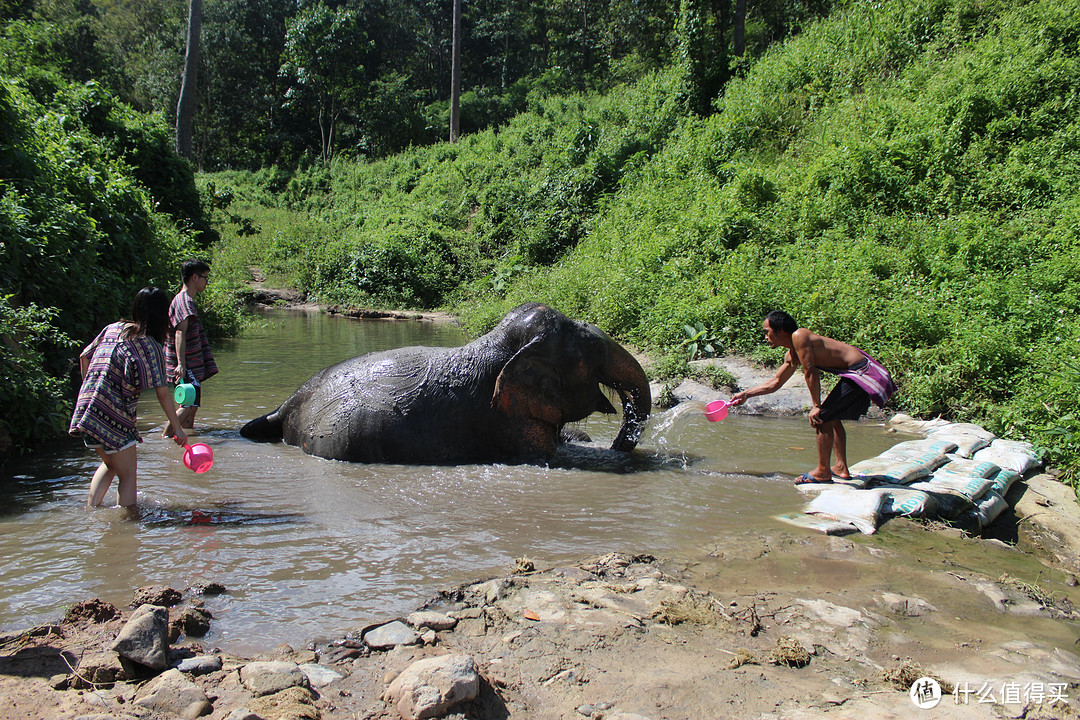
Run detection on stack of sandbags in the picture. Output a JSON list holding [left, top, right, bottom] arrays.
[[909, 456, 1002, 520], [777, 417, 1044, 536], [846, 438, 955, 485]]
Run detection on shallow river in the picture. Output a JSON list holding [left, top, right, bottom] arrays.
[[0, 309, 1062, 656]]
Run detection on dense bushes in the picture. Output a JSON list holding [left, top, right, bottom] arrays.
[[209, 0, 1079, 483], [0, 77, 215, 460]]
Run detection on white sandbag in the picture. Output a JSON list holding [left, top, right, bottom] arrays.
[[956, 490, 1009, 532], [929, 422, 996, 440], [911, 473, 995, 502], [849, 458, 928, 484], [849, 453, 942, 484], [973, 441, 1042, 475], [993, 438, 1036, 453], [938, 456, 1001, 478], [987, 468, 1022, 497], [926, 432, 990, 457], [883, 438, 959, 456], [805, 487, 885, 535], [774, 512, 859, 536], [879, 486, 939, 518], [910, 488, 972, 519], [795, 474, 871, 492], [888, 414, 951, 434]]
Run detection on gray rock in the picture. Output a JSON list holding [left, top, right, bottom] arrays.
[[470, 578, 512, 604], [298, 662, 343, 687], [691, 357, 810, 415], [879, 592, 937, 617], [71, 650, 124, 688], [671, 379, 716, 405], [383, 654, 480, 720], [174, 605, 213, 637], [363, 620, 420, 650], [224, 710, 265, 720], [134, 667, 212, 718], [406, 611, 457, 631], [176, 654, 223, 675], [132, 585, 183, 607], [239, 660, 309, 696], [191, 581, 227, 596], [110, 604, 169, 670]]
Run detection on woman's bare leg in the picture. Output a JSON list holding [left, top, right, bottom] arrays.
[[87, 454, 115, 508], [87, 445, 138, 508]]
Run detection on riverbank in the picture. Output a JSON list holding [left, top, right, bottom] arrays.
[[2, 530, 1079, 720]]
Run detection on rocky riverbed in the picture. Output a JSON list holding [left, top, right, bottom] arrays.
[[2, 522, 1079, 720]]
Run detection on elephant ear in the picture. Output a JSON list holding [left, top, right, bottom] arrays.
[[491, 339, 563, 426]]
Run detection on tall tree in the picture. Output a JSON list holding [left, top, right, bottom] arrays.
[[449, 0, 461, 142], [280, 1, 370, 164], [175, 0, 201, 159], [733, 0, 745, 56]]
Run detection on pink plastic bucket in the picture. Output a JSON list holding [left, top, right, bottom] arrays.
[[183, 443, 214, 473], [704, 399, 730, 422]]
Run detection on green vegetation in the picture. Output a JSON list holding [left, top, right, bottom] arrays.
[[208, 0, 1080, 485], [3, 0, 1078, 488], [0, 76, 226, 457]]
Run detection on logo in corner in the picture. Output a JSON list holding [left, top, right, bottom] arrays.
[[910, 676, 943, 709]]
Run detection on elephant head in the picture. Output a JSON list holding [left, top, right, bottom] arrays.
[[240, 302, 651, 464], [488, 303, 652, 456]]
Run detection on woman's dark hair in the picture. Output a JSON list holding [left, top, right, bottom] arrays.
[[765, 310, 797, 334], [125, 286, 170, 344], [181, 259, 211, 283]]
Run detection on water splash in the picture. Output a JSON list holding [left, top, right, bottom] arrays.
[[647, 403, 706, 465]]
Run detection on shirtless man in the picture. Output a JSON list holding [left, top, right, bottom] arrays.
[[731, 311, 896, 484]]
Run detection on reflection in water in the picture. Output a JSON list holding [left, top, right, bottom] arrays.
[[138, 502, 305, 527], [2, 309, 1050, 656]]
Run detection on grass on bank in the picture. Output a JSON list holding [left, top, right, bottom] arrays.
[[205, 0, 1080, 487]]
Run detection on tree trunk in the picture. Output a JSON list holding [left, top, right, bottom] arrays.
[[175, 0, 202, 160], [733, 0, 745, 57], [449, 0, 462, 142]]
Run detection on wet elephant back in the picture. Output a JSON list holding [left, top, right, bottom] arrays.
[[282, 346, 505, 462]]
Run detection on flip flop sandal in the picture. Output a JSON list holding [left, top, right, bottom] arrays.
[[794, 471, 832, 485]]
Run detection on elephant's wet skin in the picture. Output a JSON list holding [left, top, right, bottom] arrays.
[[240, 303, 651, 465]]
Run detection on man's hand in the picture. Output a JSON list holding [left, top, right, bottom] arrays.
[[808, 406, 823, 427], [730, 391, 748, 406]]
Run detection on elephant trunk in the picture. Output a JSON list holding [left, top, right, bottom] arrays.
[[603, 341, 651, 452]]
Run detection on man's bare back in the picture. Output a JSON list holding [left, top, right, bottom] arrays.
[[789, 329, 865, 373]]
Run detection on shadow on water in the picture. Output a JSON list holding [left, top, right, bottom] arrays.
[[137, 501, 305, 527]]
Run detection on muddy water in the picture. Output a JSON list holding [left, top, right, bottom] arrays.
[[0, 310, 1070, 657]]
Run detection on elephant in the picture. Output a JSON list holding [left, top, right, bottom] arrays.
[[240, 303, 651, 464]]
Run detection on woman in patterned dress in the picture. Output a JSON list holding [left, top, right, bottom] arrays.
[[69, 287, 188, 508]]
